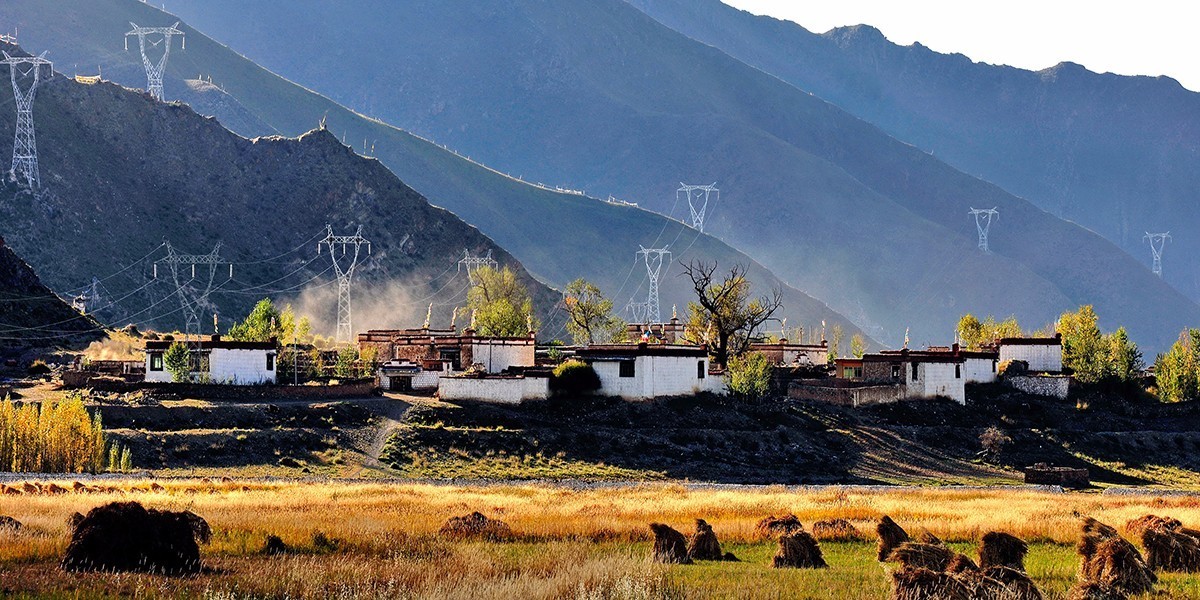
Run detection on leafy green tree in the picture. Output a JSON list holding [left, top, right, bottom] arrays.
[[563, 278, 624, 345], [1155, 333, 1197, 402], [467, 266, 537, 337], [828, 323, 844, 362], [727, 352, 772, 400], [851, 333, 867, 358], [958, 314, 1022, 350], [228, 298, 310, 343], [334, 346, 358, 379], [1057, 305, 1109, 383], [163, 341, 191, 383], [1107, 327, 1143, 383], [957, 314, 984, 350], [680, 261, 783, 368]]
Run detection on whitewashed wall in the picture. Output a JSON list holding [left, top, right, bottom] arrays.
[[438, 376, 550, 404], [1000, 344, 1062, 372], [592, 355, 715, 400], [909, 362, 965, 404], [963, 357, 997, 383], [471, 341, 535, 373], [209, 348, 277, 384]]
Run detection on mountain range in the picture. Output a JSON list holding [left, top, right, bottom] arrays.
[[126, 0, 1200, 352]]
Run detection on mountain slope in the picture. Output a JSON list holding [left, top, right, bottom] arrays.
[[0, 42, 566, 337], [135, 0, 1200, 351], [629, 0, 1200, 299], [0, 0, 869, 344], [0, 229, 100, 346]]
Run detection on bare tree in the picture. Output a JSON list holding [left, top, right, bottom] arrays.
[[680, 260, 783, 368]]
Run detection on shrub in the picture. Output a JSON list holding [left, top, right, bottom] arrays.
[[727, 352, 772, 400], [163, 342, 191, 383], [26, 360, 51, 377], [551, 360, 600, 395], [998, 359, 1028, 377]]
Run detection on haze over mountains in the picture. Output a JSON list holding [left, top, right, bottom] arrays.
[[0, 0, 865, 343], [631, 0, 1200, 300], [134, 0, 1200, 351]]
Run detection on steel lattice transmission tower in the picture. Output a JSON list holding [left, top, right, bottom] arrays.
[[969, 207, 1000, 253], [2, 51, 51, 190], [624, 299, 650, 325], [155, 241, 231, 343], [1145, 232, 1171, 277], [637, 246, 671, 324], [678, 183, 718, 232], [458, 248, 498, 284], [125, 22, 184, 101], [319, 225, 371, 344], [72, 278, 102, 315]]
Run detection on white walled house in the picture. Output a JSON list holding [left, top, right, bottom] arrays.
[[470, 337, 536, 373], [749, 340, 829, 367], [437, 374, 551, 404], [575, 343, 727, 400], [998, 335, 1063, 373], [857, 348, 967, 404], [145, 337, 278, 384], [359, 327, 537, 392], [960, 350, 999, 384]]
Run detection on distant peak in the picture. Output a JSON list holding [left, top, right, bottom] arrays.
[[824, 24, 887, 45]]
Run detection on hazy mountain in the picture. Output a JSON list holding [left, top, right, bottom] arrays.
[[128, 0, 1200, 352], [0, 42, 567, 337], [0, 228, 99, 346], [629, 0, 1200, 300], [0, 4, 866, 344]]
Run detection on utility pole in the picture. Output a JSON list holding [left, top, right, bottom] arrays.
[[637, 246, 671, 324], [1145, 232, 1171, 277], [458, 249, 498, 284], [155, 241, 231, 345], [678, 183, 718, 232], [125, 22, 184, 101], [2, 51, 51, 190], [318, 225, 371, 344], [969, 207, 1000, 253]]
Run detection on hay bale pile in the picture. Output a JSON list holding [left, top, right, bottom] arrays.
[[772, 530, 827, 569], [0, 515, 22, 531], [890, 567, 971, 600], [756, 514, 803, 537], [649, 523, 691, 564], [687, 519, 736, 561], [438, 512, 513, 541], [1066, 582, 1128, 600], [1075, 518, 1155, 596], [877, 515, 911, 562], [980, 531, 1028, 571], [60, 501, 209, 574], [811, 518, 862, 541], [1127, 513, 1200, 573], [887, 542, 957, 571], [262, 534, 289, 555]]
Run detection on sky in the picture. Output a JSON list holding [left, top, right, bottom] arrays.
[[723, 1, 1200, 92]]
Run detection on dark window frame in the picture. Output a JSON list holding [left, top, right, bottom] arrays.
[[266, 353, 276, 372], [619, 360, 636, 378], [697, 360, 706, 379], [149, 353, 163, 371], [911, 362, 919, 381], [955, 364, 961, 379]]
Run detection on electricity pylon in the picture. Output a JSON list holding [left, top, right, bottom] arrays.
[[72, 278, 102, 315], [155, 241, 231, 344], [2, 51, 51, 190], [125, 22, 184, 101], [625, 299, 650, 326], [638, 246, 671, 324], [969, 207, 1000, 253], [678, 183, 718, 232], [318, 225, 371, 344], [1145, 232, 1171, 277], [458, 248, 498, 284]]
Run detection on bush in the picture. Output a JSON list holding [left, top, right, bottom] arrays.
[[26, 360, 51, 377], [727, 352, 772, 400], [998, 360, 1028, 377], [550, 360, 600, 395], [163, 342, 191, 383]]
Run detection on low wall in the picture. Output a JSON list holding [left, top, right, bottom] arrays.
[[1024, 465, 1089, 488], [1005, 375, 1070, 399], [64, 376, 375, 401], [788, 381, 903, 407], [438, 376, 550, 404]]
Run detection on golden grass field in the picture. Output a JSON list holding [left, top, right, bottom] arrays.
[[4, 480, 1200, 598]]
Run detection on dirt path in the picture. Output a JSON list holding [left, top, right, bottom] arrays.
[[347, 393, 419, 476]]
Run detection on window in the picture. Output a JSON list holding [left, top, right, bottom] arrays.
[[911, 362, 919, 380], [992, 360, 998, 373], [150, 353, 163, 371], [891, 364, 900, 380], [619, 360, 636, 378], [266, 353, 276, 371], [697, 360, 706, 379], [955, 364, 961, 379]]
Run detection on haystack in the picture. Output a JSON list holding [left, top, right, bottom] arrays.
[[0, 515, 22, 531], [980, 531, 1029, 571], [1078, 523, 1155, 595], [262, 534, 289, 555], [21, 482, 38, 494], [919, 530, 944, 545], [72, 481, 87, 493], [649, 523, 691, 564], [877, 515, 911, 562], [1066, 582, 1128, 600], [946, 553, 980, 574], [886, 542, 957, 572], [983, 565, 1044, 600], [67, 512, 85, 532], [687, 519, 728, 561], [1, 485, 19, 495], [756, 514, 803, 537], [1141, 525, 1200, 573], [1124, 514, 1180, 537], [812, 518, 862, 541], [438, 512, 513, 541], [60, 501, 208, 573], [772, 531, 827, 569], [890, 567, 971, 600], [44, 483, 68, 494]]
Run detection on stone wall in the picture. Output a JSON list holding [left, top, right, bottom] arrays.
[[788, 381, 903, 407], [1005, 374, 1071, 399]]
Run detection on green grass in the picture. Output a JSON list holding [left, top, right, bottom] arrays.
[[396, 447, 666, 481]]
